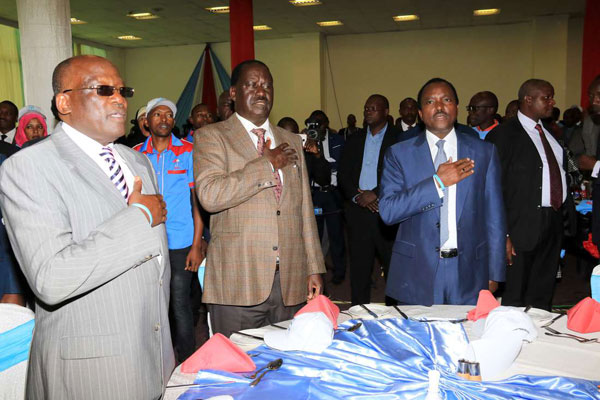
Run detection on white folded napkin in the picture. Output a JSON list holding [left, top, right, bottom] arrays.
[[465, 306, 537, 380]]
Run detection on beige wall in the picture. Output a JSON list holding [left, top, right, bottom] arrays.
[[122, 33, 322, 125], [323, 18, 582, 128], [119, 19, 583, 129]]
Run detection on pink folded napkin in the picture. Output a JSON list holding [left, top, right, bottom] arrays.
[[295, 294, 340, 328], [467, 290, 500, 321], [567, 297, 600, 333], [180, 333, 256, 374]]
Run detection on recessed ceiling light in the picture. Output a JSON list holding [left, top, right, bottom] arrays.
[[473, 8, 501, 16], [206, 6, 230, 13], [70, 17, 87, 24], [393, 15, 419, 22], [317, 20, 343, 27], [117, 35, 142, 40], [253, 25, 272, 31], [290, 0, 322, 6], [127, 12, 160, 20]]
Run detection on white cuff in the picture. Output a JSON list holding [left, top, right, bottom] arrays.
[[433, 177, 444, 198], [592, 161, 600, 178]]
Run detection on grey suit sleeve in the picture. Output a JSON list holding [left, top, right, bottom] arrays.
[[0, 154, 162, 306]]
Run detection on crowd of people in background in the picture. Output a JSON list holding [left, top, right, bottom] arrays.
[[1, 54, 600, 397]]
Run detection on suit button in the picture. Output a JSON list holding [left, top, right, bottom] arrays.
[[159, 279, 163, 286], [258, 183, 262, 188], [537, 205, 541, 209], [154, 324, 160, 332], [436, 222, 440, 228], [539, 186, 542, 190], [277, 211, 281, 216], [435, 247, 440, 252], [273, 246, 278, 251]]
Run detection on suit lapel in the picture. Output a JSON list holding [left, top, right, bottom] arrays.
[[53, 128, 127, 209], [412, 130, 436, 178], [456, 132, 474, 222], [272, 124, 291, 205], [114, 145, 154, 194]]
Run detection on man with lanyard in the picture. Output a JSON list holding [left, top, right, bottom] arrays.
[[467, 91, 500, 140], [134, 97, 205, 362], [306, 110, 347, 284], [186, 103, 214, 142]]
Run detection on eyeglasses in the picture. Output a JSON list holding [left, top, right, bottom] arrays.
[[466, 105, 494, 112], [62, 85, 135, 98]]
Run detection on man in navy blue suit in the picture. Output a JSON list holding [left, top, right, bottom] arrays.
[[379, 78, 506, 305]]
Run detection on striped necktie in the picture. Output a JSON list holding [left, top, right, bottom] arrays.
[[251, 128, 282, 202], [100, 146, 129, 200]]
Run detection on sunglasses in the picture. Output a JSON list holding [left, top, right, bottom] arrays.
[[62, 85, 135, 98]]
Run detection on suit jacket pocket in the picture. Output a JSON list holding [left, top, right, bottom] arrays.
[[475, 241, 488, 260], [392, 240, 416, 258], [60, 333, 122, 360]]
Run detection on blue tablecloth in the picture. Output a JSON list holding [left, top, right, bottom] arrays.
[[178, 318, 600, 399]]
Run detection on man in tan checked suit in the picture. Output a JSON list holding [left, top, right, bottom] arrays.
[[194, 60, 325, 336]]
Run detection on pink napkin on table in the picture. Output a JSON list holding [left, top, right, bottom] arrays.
[[467, 290, 500, 321], [295, 294, 340, 329], [567, 297, 600, 334], [180, 333, 256, 374]]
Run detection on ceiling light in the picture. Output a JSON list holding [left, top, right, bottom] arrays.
[[317, 20, 343, 27], [127, 12, 160, 20], [70, 17, 87, 24], [393, 15, 419, 22], [206, 6, 230, 13], [290, 0, 322, 6], [253, 25, 272, 31], [473, 8, 501, 16], [117, 35, 142, 40]]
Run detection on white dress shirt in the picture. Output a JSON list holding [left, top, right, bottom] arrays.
[[320, 130, 337, 186], [62, 122, 135, 193], [2, 127, 16, 143], [517, 111, 567, 206], [235, 112, 283, 184], [401, 120, 416, 132], [427, 128, 458, 250]]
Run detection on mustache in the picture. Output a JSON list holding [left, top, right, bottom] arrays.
[[434, 111, 448, 117], [253, 96, 268, 103]]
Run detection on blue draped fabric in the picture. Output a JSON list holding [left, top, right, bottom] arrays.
[[0, 319, 34, 372], [175, 53, 205, 130], [178, 318, 600, 399], [210, 47, 231, 92]]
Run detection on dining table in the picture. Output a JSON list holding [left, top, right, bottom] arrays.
[[164, 304, 600, 400]]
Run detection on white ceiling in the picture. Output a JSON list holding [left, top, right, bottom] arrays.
[[0, 0, 586, 48]]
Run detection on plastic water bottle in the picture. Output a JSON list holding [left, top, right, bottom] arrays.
[[592, 265, 600, 303]]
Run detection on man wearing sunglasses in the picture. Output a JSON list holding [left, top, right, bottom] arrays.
[[467, 91, 499, 140], [0, 55, 174, 399]]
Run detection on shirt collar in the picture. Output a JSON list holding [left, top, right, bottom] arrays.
[[367, 123, 388, 138], [477, 119, 499, 132], [140, 133, 181, 154], [425, 127, 457, 154], [401, 120, 415, 131], [235, 112, 270, 134], [62, 122, 109, 152], [517, 110, 541, 131]]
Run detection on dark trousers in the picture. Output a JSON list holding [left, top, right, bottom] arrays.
[[503, 208, 563, 311], [346, 204, 394, 305], [207, 271, 304, 338], [312, 189, 346, 279], [169, 247, 196, 361]]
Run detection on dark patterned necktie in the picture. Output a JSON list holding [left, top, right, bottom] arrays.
[[535, 124, 562, 210], [100, 146, 129, 200], [251, 128, 282, 202]]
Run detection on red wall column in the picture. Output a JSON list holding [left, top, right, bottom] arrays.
[[230, 0, 255, 71], [581, 0, 600, 106]]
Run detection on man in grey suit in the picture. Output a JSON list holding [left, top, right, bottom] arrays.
[[0, 55, 174, 399]]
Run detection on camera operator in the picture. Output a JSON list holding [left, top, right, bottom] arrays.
[[303, 110, 347, 284]]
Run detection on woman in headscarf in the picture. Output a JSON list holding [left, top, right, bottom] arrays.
[[15, 106, 48, 148]]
